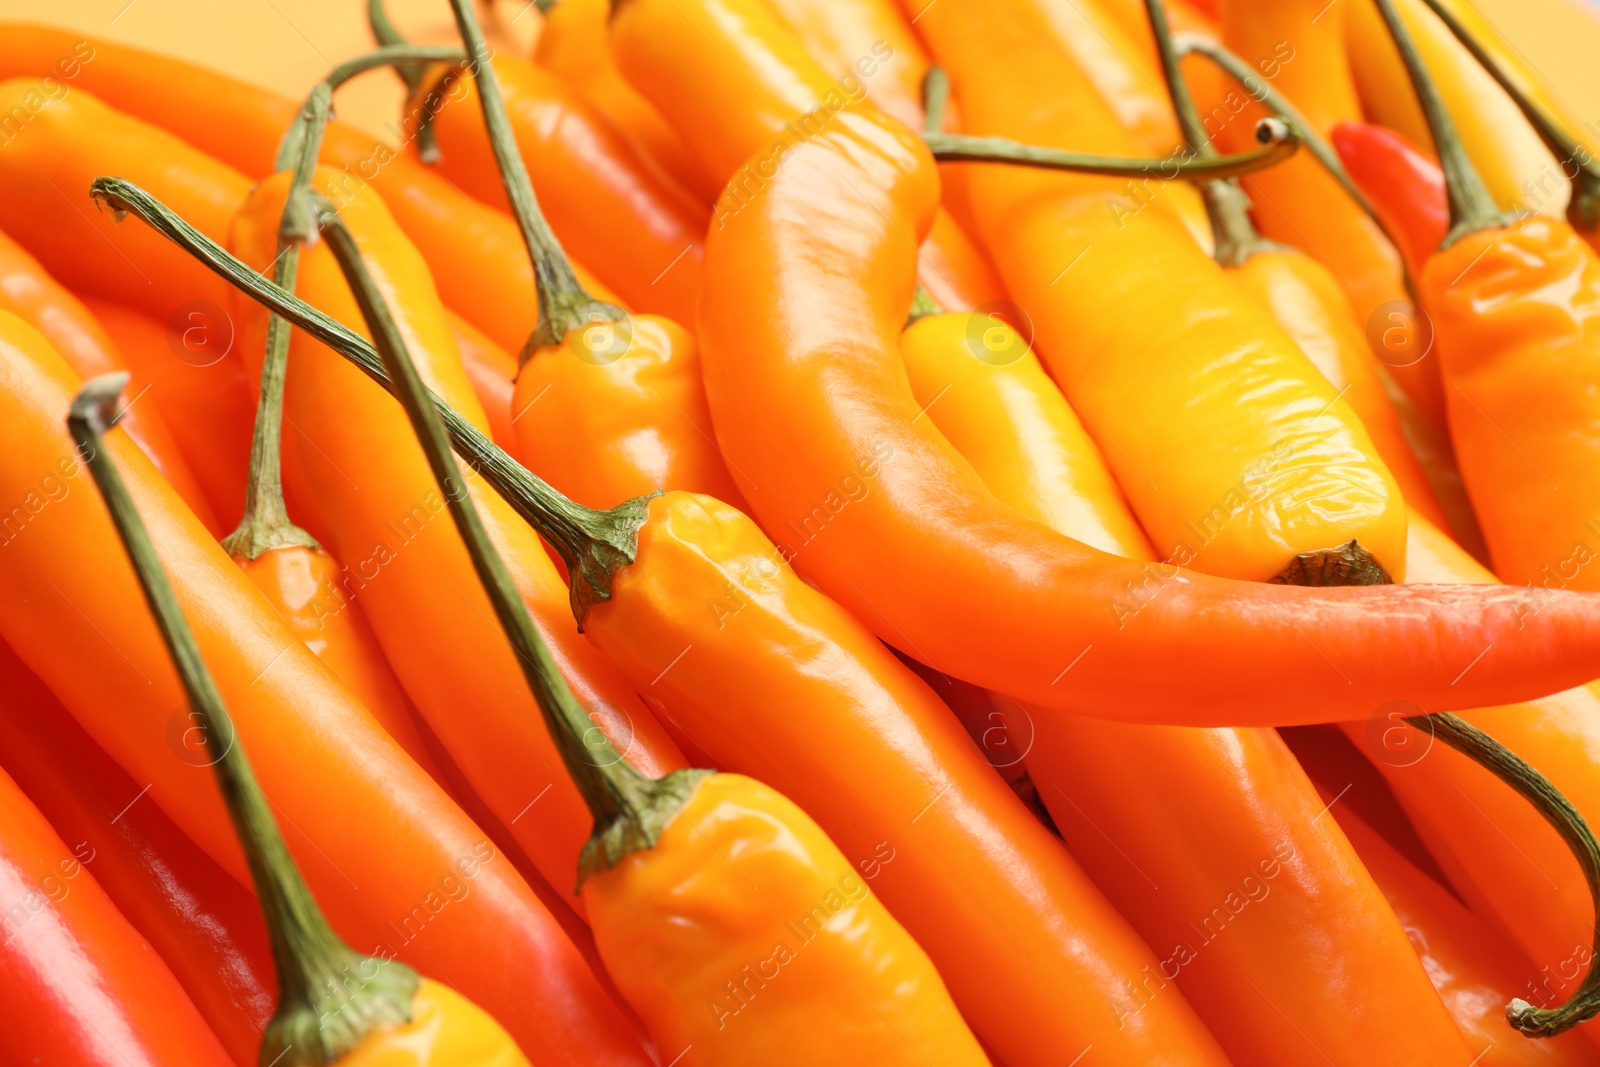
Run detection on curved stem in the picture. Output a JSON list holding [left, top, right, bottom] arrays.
[[1143, 0, 1270, 266], [314, 201, 708, 887], [90, 176, 636, 624], [922, 66, 950, 135], [1371, 0, 1511, 245], [924, 120, 1298, 180], [447, 0, 624, 359], [1404, 712, 1600, 1036], [366, 1, 445, 162], [67, 376, 416, 1066], [1413, 0, 1600, 233]]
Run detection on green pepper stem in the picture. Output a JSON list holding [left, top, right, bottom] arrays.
[[1142, 0, 1272, 267], [364, 3, 446, 163], [906, 284, 942, 325], [1413, 0, 1600, 233], [313, 201, 707, 887], [1403, 712, 1600, 1036], [1371, 0, 1512, 245], [446, 0, 624, 360], [923, 120, 1299, 181], [921, 66, 951, 135], [90, 176, 636, 624], [67, 375, 417, 1066]]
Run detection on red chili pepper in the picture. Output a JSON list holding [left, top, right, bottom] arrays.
[[1331, 120, 1450, 281]]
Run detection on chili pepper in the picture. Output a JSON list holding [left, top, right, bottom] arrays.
[[907, 1, 1415, 585], [0, 227, 218, 532], [411, 48, 706, 324], [103, 129, 1600, 726], [1287, 727, 1600, 1067], [80, 295, 255, 531], [228, 165, 686, 909], [0, 24, 618, 360], [1377, 0, 1600, 591], [449, 309, 520, 460], [0, 77, 247, 319], [1331, 121, 1450, 281], [0, 638, 274, 1065], [1210, 0, 1441, 421], [609, 0, 1007, 313], [0, 753, 234, 1066], [316, 146, 1000, 1062], [1344, 0, 1565, 221], [1144, 0, 1453, 534], [0, 311, 652, 1064], [533, 0, 716, 202], [69, 374, 533, 1067], [902, 297, 1476, 1063]]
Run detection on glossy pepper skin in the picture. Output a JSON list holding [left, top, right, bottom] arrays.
[[0, 25, 617, 360], [341, 978, 530, 1067], [229, 168, 686, 908], [0, 639, 274, 1066], [418, 55, 706, 324], [533, 0, 716, 202], [0, 78, 248, 319], [448, 309, 521, 460], [0, 313, 651, 1066], [585, 773, 992, 1066], [913, 0, 1409, 583], [610, 0, 1006, 314], [80, 296, 254, 532], [1332, 121, 1450, 281], [1344, 0, 1565, 220], [587, 491, 1231, 1067], [904, 313, 1477, 1066], [0, 758, 234, 1067], [1342, 519, 1600, 988], [0, 227, 217, 532], [514, 316, 746, 511], [696, 105, 1600, 722]]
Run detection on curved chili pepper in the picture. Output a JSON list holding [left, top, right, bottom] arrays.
[[0, 754, 233, 1066], [0, 313, 651, 1065], [533, 0, 716, 202], [69, 373, 534, 1067], [1212, 0, 1440, 422], [448, 309, 520, 460], [416, 53, 706, 324], [79, 296, 254, 533], [0, 227, 217, 532], [0, 639, 274, 1065], [1331, 121, 1450, 280], [902, 309, 1477, 1064], [325, 183, 1003, 1062], [911, 0, 1415, 584], [1344, 0, 1564, 220], [228, 166, 685, 908], [0, 24, 617, 360], [1289, 733, 1600, 1067], [1376, 0, 1600, 591], [0, 78, 247, 319], [764, 0, 936, 134], [610, 0, 1007, 313]]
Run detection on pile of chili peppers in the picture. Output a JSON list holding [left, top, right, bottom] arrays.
[[7, 0, 1600, 1062]]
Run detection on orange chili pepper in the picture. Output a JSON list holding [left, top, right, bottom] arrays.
[[0, 311, 650, 1064], [1333, 120, 1451, 279], [1214, 0, 1439, 422], [448, 308, 520, 460], [1377, 0, 1600, 590], [533, 0, 717, 202], [416, 53, 707, 323], [0, 227, 217, 532], [0, 24, 616, 360], [79, 295, 254, 532], [228, 166, 685, 909], [610, 0, 1007, 312], [902, 311, 1477, 1065], [0, 639, 274, 1065], [0, 78, 247, 319], [0, 754, 234, 1066], [319, 189, 1003, 1063], [689, 99, 1600, 719], [1289, 730, 1600, 1067]]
